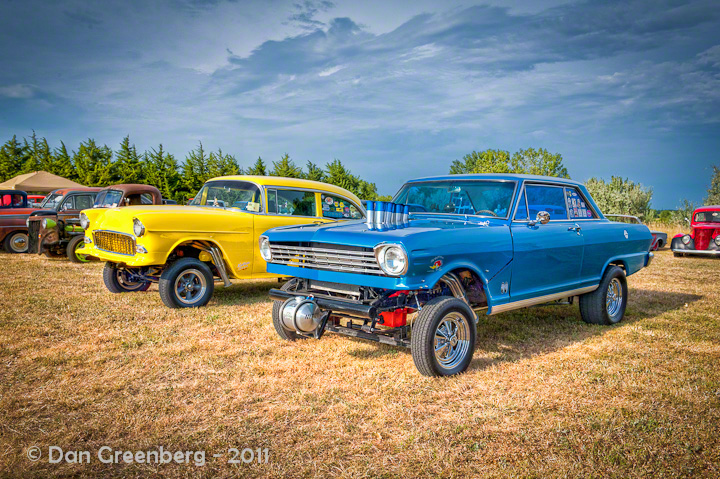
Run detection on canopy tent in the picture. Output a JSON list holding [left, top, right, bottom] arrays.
[[0, 171, 84, 193]]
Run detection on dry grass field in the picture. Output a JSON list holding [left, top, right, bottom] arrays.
[[1, 242, 719, 477]]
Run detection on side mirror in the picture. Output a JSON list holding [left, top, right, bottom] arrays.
[[529, 211, 550, 226]]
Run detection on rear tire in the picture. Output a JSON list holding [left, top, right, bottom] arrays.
[[579, 266, 628, 325], [158, 258, 214, 308], [67, 236, 89, 263], [272, 278, 306, 341], [411, 296, 476, 377], [3, 231, 28, 253], [103, 263, 151, 293]]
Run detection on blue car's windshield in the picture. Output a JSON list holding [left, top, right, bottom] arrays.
[[393, 180, 516, 218]]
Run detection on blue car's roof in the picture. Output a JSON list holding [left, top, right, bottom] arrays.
[[405, 173, 584, 187]]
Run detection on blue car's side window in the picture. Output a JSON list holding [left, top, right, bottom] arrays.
[[526, 185, 568, 221], [514, 188, 528, 220]]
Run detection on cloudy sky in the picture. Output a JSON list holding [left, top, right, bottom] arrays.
[[1, 0, 718, 208]]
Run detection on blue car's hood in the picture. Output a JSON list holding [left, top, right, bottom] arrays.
[[263, 215, 505, 251]]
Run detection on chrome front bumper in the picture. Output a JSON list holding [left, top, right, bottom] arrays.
[[672, 249, 720, 255]]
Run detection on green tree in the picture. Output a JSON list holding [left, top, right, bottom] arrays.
[[705, 166, 720, 205], [144, 144, 181, 201], [305, 161, 325, 182], [673, 199, 697, 226], [585, 176, 653, 217], [324, 159, 381, 200], [246, 157, 267, 175], [207, 148, 241, 178], [181, 142, 210, 194], [0, 135, 28, 181], [270, 153, 303, 178], [51, 142, 77, 180], [21, 131, 53, 173], [73, 139, 114, 186], [114, 135, 143, 184], [450, 149, 512, 174], [511, 147, 569, 178]]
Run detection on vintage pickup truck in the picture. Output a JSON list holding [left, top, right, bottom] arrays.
[[671, 205, 720, 257], [261, 174, 654, 377]]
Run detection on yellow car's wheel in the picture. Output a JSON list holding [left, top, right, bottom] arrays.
[[159, 258, 214, 308]]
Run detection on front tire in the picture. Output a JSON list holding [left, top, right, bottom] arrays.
[[579, 266, 628, 325], [158, 258, 214, 308], [103, 263, 151, 293], [272, 278, 306, 341], [67, 236, 89, 263], [411, 297, 476, 377], [3, 231, 28, 253]]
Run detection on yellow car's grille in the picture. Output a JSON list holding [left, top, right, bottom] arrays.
[[93, 231, 136, 256]]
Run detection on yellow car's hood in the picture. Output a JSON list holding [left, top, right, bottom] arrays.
[[87, 205, 250, 234]]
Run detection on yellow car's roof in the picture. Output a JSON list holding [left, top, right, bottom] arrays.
[[206, 175, 364, 204]]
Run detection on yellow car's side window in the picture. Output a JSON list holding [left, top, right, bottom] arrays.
[[266, 189, 316, 217]]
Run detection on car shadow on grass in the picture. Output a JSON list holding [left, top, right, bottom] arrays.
[[346, 288, 703, 370], [211, 279, 282, 306]]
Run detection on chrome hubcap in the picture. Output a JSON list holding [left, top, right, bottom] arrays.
[[116, 270, 145, 291], [434, 312, 471, 370], [11, 233, 28, 252], [174, 269, 207, 304], [606, 278, 623, 318]]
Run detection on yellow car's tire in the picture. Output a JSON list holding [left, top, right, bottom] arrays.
[[103, 263, 151, 293], [159, 258, 214, 308]]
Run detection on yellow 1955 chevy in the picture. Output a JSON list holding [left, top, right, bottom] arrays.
[[79, 175, 365, 308]]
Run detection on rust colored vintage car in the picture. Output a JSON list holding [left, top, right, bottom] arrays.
[[671, 205, 720, 257], [27, 187, 104, 261], [0, 190, 35, 253], [28, 184, 163, 263]]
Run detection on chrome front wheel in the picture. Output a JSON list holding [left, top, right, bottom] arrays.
[[174, 269, 208, 305], [434, 312, 472, 371], [159, 258, 215, 309]]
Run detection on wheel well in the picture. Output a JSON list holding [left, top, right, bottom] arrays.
[[167, 240, 229, 282], [607, 260, 626, 273], [440, 268, 487, 307]]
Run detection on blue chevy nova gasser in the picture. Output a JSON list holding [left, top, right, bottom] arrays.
[[260, 174, 653, 377]]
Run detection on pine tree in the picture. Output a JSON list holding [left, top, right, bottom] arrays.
[[21, 131, 50, 173], [325, 159, 358, 192], [247, 157, 267, 175], [144, 144, 181, 201], [51, 142, 77, 180], [208, 148, 241, 178], [0, 136, 28, 181], [705, 166, 720, 205], [73, 138, 115, 186], [305, 161, 325, 182], [114, 135, 143, 184], [270, 153, 304, 178], [181, 142, 210, 194]]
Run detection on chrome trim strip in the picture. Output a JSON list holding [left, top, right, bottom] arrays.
[[489, 286, 598, 315], [671, 249, 720, 255]]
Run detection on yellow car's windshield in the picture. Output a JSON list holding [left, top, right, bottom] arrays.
[[190, 180, 262, 212]]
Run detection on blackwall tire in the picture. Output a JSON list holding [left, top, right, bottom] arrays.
[[158, 258, 214, 308], [579, 266, 628, 325], [272, 278, 306, 341], [3, 231, 28, 253], [410, 296, 476, 377], [67, 236, 89, 263], [103, 263, 151, 293]]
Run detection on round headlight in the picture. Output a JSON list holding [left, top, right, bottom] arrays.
[[133, 218, 145, 237], [41, 218, 47, 229], [259, 236, 272, 261], [375, 244, 408, 276], [682, 234, 691, 245], [715, 236, 720, 246], [79, 212, 89, 230]]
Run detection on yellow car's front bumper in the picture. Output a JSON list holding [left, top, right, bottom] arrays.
[[81, 240, 166, 267]]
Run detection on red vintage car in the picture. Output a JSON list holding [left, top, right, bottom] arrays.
[[671, 205, 720, 257], [0, 190, 35, 253]]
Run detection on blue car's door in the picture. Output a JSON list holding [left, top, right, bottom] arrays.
[[510, 183, 584, 301]]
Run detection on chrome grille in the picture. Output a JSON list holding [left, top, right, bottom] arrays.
[[269, 243, 383, 275], [93, 231, 136, 255]]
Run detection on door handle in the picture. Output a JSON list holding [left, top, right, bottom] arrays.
[[568, 224, 581, 233]]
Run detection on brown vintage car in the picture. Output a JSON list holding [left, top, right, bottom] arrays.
[[0, 190, 35, 253], [28, 184, 163, 263]]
